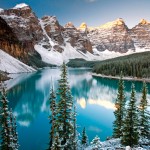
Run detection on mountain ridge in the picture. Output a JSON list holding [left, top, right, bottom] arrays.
[[0, 3, 150, 70]]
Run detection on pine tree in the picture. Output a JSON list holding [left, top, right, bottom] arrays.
[[139, 82, 150, 144], [113, 72, 126, 138], [0, 88, 12, 150], [121, 84, 139, 147], [90, 135, 102, 149], [48, 86, 57, 149], [10, 109, 19, 150], [81, 127, 88, 147], [56, 62, 74, 149]]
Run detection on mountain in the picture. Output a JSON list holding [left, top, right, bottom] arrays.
[[130, 19, 150, 50], [0, 3, 150, 69], [87, 18, 135, 53]]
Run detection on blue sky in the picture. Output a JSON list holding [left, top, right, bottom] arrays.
[[0, 0, 150, 28]]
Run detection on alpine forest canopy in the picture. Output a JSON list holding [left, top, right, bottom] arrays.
[[92, 51, 150, 78]]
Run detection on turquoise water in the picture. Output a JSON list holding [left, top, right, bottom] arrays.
[[7, 68, 150, 150]]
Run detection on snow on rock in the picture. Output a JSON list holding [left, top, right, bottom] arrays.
[[13, 3, 29, 9], [0, 49, 36, 73], [86, 138, 148, 150], [35, 41, 126, 66], [126, 146, 131, 150], [0, 8, 4, 12]]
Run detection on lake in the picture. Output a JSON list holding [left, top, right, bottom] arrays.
[[6, 68, 150, 150]]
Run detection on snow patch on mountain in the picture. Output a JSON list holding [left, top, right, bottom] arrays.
[[39, 19, 55, 47], [35, 42, 149, 66], [35, 42, 89, 65], [0, 49, 35, 73], [13, 3, 29, 9], [0, 8, 4, 12]]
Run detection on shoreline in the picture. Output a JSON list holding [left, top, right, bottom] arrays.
[[92, 73, 150, 83]]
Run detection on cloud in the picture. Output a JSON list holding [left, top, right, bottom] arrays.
[[85, 0, 98, 3], [88, 126, 102, 133]]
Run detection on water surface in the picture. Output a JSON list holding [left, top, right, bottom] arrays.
[[7, 68, 150, 150]]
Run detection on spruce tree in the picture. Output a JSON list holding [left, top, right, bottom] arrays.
[[90, 135, 102, 149], [139, 82, 150, 144], [72, 105, 77, 150], [51, 135, 61, 150], [56, 62, 74, 149], [81, 127, 88, 147], [48, 86, 57, 149], [10, 109, 19, 150], [0, 88, 12, 149], [113, 72, 126, 138], [121, 84, 139, 147]]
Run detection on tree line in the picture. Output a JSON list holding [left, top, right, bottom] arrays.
[[113, 72, 150, 147], [93, 51, 150, 78]]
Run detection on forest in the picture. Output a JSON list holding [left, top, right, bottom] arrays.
[[92, 51, 150, 78]]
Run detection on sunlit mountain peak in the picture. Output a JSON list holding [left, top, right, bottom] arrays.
[[139, 19, 150, 25], [98, 18, 125, 29]]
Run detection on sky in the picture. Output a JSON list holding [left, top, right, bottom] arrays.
[[0, 0, 150, 28]]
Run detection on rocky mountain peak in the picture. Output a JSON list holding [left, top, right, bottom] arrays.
[[64, 22, 75, 28], [98, 18, 126, 29], [115, 18, 125, 25], [80, 22, 87, 29], [139, 19, 150, 25]]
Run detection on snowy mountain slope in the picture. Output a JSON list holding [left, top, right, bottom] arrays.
[[0, 49, 35, 73]]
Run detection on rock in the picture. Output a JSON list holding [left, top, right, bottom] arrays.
[[41, 16, 64, 46], [0, 16, 28, 62], [139, 19, 150, 25], [64, 22, 76, 29], [87, 18, 135, 53], [130, 19, 150, 49]]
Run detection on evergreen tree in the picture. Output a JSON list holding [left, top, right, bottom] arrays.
[[72, 105, 77, 150], [113, 72, 126, 138], [139, 82, 150, 144], [10, 109, 19, 150], [56, 62, 74, 149], [81, 127, 88, 146], [48, 86, 57, 149], [0, 88, 12, 150], [90, 135, 102, 149], [121, 84, 139, 147], [51, 135, 61, 150]]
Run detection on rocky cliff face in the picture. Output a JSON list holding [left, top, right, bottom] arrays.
[[0, 16, 27, 61], [63, 22, 92, 53], [40, 17, 93, 53], [130, 19, 150, 49], [0, 4, 44, 53], [87, 18, 135, 53]]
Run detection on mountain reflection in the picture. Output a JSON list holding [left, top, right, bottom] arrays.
[[7, 68, 150, 127], [6, 68, 150, 149]]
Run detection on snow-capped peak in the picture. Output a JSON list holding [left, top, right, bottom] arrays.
[[13, 3, 29, 9]]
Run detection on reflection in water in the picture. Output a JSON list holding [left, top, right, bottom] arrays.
[[6, 68, 150, 150]]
